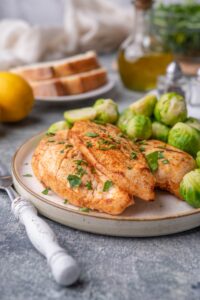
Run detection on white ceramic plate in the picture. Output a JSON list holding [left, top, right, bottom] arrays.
[[12, 132, 200, 237], [35, 79, 115, 103]]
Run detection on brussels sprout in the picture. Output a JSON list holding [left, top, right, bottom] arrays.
[[93, 99, 119, 124], [117, 108, 135, 132], [47, 120, 70, 134], [64, 107, 96, 123], [196, 151, 200, 168], [152, 121, 170, 142], [180, 169, 200, 208], [126, 115, 152, 140], [129, 94, 157, 117], [185, 117, 200, 132], [168, 122, 200, 157], [154, 92, 187, 126]]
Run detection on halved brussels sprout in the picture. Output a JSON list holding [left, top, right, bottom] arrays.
[[129, 94, 157, 117], [180, 169, 200, 208], [168, 122, 200, 157], [126, 115, 152, 140], [93, 99, 119, 124], [152, 121, 170, 142], [154, 92, 187, 126], [64, 107, 96, 123], [47, 120, 71, 134], [185, 117, 200, 132], [117, 108, 135, 132], [196, 151, 200, 168]]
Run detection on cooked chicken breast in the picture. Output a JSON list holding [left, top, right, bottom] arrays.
[[142, 139, 196, 198], [32, 130, 133, 215], [69, 121, 155, 201]]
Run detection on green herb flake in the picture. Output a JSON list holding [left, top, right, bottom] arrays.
[[127, 166, 132, 170], [22, 174, 32, 177], [145, 151, 159, 173], [138, 140, 147, 145], [48, 139, 55, 143], [57, 141, 65, 144], [91, 167, 96, 174], [67, 175, 81, 188], [75, 159, 88, 166], [65, 144, 73, 148], [86, 141, 93, 148], [139, 146, 146, 152], [130, 152, 137, 160], [76, 166, 87, 177], [162, 159, 169, 165], [63, 199, 68, 204], [42, 188, 50, 195], [46, 132, 55, 137], [85, 132, 99, 138], [103, 180, 113, 192], [80, 207, 90, 212], [85, 181, 92, 190], [158, 151, 164, 159], [92, 119, 106, 125], [60, 150, 65, 154]]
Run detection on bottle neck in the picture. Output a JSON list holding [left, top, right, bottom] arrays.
[[133, 7, 150, 43]]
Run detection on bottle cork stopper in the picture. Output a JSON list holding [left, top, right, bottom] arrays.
[[134, 0, 153, 10]]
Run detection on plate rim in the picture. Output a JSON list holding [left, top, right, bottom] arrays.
[[12, 131, 200, 222], [35, 79, 115, 102]]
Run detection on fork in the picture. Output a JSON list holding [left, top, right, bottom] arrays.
[[0, 160, 80, 286]]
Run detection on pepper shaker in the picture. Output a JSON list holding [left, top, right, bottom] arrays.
[[157, 61, 190, 101]]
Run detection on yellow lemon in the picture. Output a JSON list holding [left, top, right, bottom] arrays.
[[0, 72, 34, 122]]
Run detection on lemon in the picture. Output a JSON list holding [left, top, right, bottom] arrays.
[[0, 72, 34, 122]]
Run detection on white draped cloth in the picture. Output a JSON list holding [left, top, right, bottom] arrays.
[[0, 0, 133, 69]]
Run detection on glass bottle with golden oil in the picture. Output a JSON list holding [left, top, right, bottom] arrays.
[[118, 0, 173, 92]]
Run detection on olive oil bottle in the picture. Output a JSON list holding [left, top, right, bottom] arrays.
[[118, 0, 173, 92]]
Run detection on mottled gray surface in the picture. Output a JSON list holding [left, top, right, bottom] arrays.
[[1, 55, 200, 300]]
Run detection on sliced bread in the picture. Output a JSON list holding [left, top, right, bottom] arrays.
[[30, 68, 107, 97], [11, 51, 100, 81]]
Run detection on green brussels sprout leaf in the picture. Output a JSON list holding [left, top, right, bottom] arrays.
[[117, 108, 135, 132], [126, 115, 152, 140], [168, 122, 200, 157], [47, 120, 71, 135], [154, 92, 187, 126], [180, 169, 200, 208], [64, 107, 96, 123], [93, 98, 119, 124], [152, 121, 170, 142], [185, 117, 200, 132], [129, 94, 157, 117], [196, 151, 200, 168]]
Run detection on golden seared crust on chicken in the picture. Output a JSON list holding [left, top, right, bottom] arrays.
[[69, 121, 155, 201], [142, 139, 196, 199], [32, 130, 133, 215]]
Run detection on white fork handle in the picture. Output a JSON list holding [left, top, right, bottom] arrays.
[[11, 196, 80, 286]]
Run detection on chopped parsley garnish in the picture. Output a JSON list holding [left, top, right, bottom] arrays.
[[22, 174, 32, 177], [60, 150, 65, 154], [67, 175, 81, 188], [46, 132, 55, 137], [63, 199, 68, 204], [91, 166, 96, 174], [99, 144, 116, 150], [65, 144, 73, 148], [162, 159, 169, 164], [130, 151, 137, 159], [58, 141, 65, 144], [80, 207, 90, 212], [103, 180, 113, 192], [85, 181, 92, 190], [157, 146, 166, 149], [75, 159, 88, 166], [145, 151, 159, 173], [92, 119, 106, 125], [139, 146, 146, 152], [138, 140, 147, 145], [86, 141, 93, 148], [42, 188, 50, 195], [118, 133, 126, 138], [76, 165, 87, 177], [85, 132, 99, 138], [127, 166, 132, 170], [48, 139, 55, 143], [158, 151, 164, 159]]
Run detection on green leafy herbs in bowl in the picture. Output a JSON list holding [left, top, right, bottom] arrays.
[[152, 1, 200, 57]]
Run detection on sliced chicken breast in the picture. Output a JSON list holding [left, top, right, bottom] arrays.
[[69, 121, 155, 201], [142, 139, 196, 198], [32, 130, 133, 215]]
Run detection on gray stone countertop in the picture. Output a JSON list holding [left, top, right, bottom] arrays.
[[1, 54, 200, 300]]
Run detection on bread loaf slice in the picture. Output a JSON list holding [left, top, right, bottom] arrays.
[[11, 51, 100, 81], [30, 68, 107, 97]]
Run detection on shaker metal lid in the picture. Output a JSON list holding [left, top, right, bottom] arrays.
[[166, 61, 183, 80]]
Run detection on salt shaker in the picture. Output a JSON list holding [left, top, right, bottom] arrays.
[[190, 68, 200, 106], [157, 61, 190, 101]]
